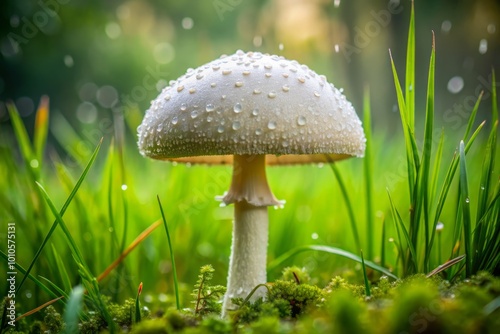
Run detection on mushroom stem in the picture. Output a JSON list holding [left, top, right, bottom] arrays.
[[222, 155, 279, 315]]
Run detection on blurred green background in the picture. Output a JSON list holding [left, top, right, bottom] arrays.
[[0, 0, 499, 312]]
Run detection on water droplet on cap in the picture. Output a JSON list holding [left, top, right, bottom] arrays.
[[235, 81, 243, 87], [171, 116, 178, 125], [190, 110, 198, 119], [297, 115, 306, 126], [177, 85, 184, 92], [267, 121, 276, 130], [268, 91, 276, 98], [217, 125, 224, 133], [232, 121, 241, 130], [206, 104, 215, 112], [252, 108, 259, 116], [180, 103, 187, 111], [233, 103, 242, 113], [222, 69, 232, 75], [282, 85, 290, 92], [253, 89, 261, 94], [255, 128, 262, 135]]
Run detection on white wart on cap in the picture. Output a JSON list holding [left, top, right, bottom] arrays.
[[137, 50, 366, 164]]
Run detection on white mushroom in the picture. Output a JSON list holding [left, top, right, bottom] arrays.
[[137, 50, 366, 315]]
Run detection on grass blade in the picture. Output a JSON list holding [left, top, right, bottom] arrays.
[[34, 96, 50, 164], [51, 244, 73, 293], [418, 32, 435, 272], [426, 255, 466, 278], [363, 85, 375, 259], [157, 196, 181, 310], [458, 140, 472, 277], [268, 245, 398, 280], [387, 190, 418, 274], [360, 250, 371, 297], [16, 138, 103, 293], [405, 0, 416, 128]]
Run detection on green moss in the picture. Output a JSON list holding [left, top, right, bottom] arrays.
[[191, 265, 226, 317], [281, 266, 311, 285], [43, 305, 64, 333]]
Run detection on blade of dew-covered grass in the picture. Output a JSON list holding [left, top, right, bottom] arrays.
[[430, 120, 485, 253], [267, 245, 398, 280], [389, 50, 417, 199], [418, 32, 435, 272], [459, 141, 472, 277], [16, 138, 103, 293], [157, 196, 181, 310], [363, 85, 374, 259], [405, 0, 416, 129]]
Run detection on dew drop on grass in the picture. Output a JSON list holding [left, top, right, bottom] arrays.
[[436, 221, 444, 231], [121, 184, 128, 191], [30, 159, 39, 168], [465, 198, 470, 203], [311, 232, 319, 240]]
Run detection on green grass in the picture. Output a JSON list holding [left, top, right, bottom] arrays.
[[0, 3, 499, 332]]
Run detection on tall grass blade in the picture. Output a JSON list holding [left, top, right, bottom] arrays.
[[17, 138, 103, 293], [387, 190, 417, 273], [458, 141, 472, 276], [267, 245, 398, 280], [405, 0, 416, 128], [157, 196, 181, 310], [34, 96, 50, 164], [51, 244, 73, 293], [360, 250, 371, 297], [363, 86, 374, 259], [418, 32, 435, 272]]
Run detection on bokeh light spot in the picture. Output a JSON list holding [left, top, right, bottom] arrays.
[[106, 22, 122, 39], [182, 17, 194, 30], [96, 85, 118, 108], [447, 76, 464, 94], [153, 43, 175, 64], [76, 102, 98, 124]]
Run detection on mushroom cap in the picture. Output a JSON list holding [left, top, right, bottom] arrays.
[[138, 50, 366, 165]]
